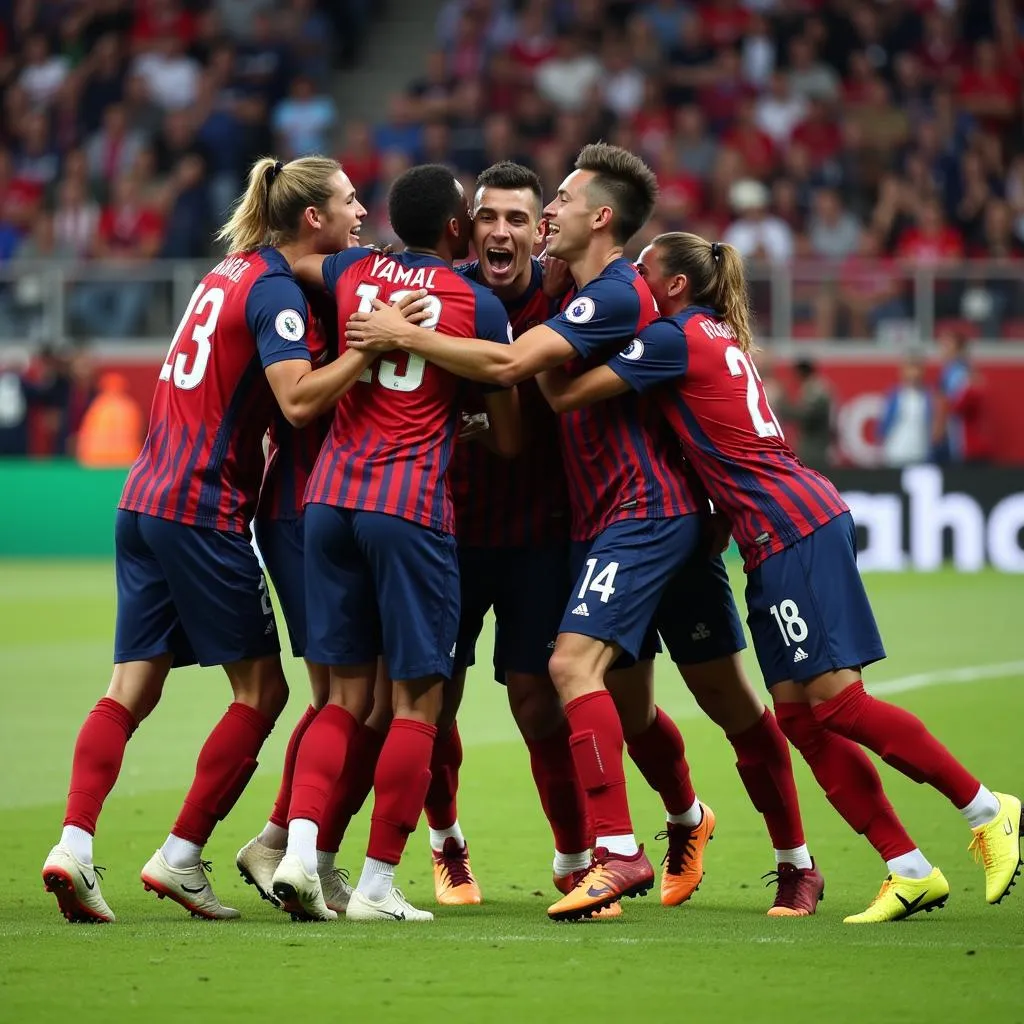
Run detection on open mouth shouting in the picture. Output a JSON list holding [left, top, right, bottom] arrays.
[[483, 246, 516, 280]]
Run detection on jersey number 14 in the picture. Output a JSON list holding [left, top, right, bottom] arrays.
[[354, 284, 442, 393]]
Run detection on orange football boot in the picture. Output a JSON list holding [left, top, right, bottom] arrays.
[[547, 846, 654, 921], [432, 838, 482, 906], [554, 867, 622, 919], [658, 803, 715, 906]]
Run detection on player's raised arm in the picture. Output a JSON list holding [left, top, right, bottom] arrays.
[[536, 363, 629, 413]]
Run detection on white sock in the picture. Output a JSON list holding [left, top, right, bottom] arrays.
[[357, 857, 395, 901], [774, 845, 813, 870], [553, 850, 590, 876], [316, 849, 337, 876], [886, 849, 933, 880], [61, 825, 93, 865], [161, 833, 203, 870], [286, 818, 319, 876], [596, 834, 639, 856], [258, 822, 288, 850], [959, 785, 1001, 829], [429, 820, 465, 852], [666, 797, 703, 828]]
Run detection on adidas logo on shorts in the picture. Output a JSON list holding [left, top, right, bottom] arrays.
[[793, 647, 809, 663], [571, 602, 590, 617]]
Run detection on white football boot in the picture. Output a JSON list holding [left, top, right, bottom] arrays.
[[320, 866, 354, 915], [346, 887, 434, 922], [236, 836, 284, 905], [42, 844, 115, 923], [271, 854, 337, 921], [140, 850, 240, 920]]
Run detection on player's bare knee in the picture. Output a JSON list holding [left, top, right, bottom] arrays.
[[107, 657, 171, 721], [680, 656, 764, 736], [508, 673, 564, 742], [304, 661, 330, 709], [226, 655, 289, 719], [548, 636, 610, 701], [392, 676, 444, 723], [604, 661, 655, 739], [804, 668, 864, 705]]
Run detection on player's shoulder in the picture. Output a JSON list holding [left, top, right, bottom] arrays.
[[455, 259, 480, 281], [675, 306, 733, 343]]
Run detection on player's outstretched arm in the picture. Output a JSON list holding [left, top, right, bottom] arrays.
[[293, 254, 330, 291], [265, 350, 376, 428], [536, 364, 630, 414], [347, 298, 575, 387]]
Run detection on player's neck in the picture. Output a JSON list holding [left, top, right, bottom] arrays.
[[406, 245, 452, 266], [488, 264, 533, 303], [568, 243, 624, 290], [276, 241, 318, 268]]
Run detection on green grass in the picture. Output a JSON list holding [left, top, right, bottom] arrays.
[[0, 562, 1021, 1023]]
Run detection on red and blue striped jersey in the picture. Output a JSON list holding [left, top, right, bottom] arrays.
[[256, 287, 337, 521], [449, 257, 569, 547], [120, 247, 314, 533], [305, 248, 512, 533], [608, 306, 849, 570], [546, 259, 702, 541]]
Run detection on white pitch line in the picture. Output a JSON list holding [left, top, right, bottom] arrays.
[[868, 660, 1024, 697]]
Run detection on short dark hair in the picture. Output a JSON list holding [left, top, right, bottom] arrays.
[[475, 161, 543, 208], [388, 164, 463, 249], [574, 142, 658, 245]]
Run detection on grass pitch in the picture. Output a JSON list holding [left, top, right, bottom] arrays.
[[0, 562, 1021, 1023]]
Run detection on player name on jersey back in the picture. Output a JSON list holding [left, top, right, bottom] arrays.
[[304, 248, 512, 534]]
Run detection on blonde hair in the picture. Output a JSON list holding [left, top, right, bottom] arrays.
[[652, 232, 754, 351], [217, 155, 342, 253]]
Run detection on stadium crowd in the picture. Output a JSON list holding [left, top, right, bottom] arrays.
[[1, 0, 1023, 341]]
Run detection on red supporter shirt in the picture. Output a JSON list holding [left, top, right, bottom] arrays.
[[448, 258, 569, 547], [608, 306, 848, 570], [895, 226, 964, 262], [257, 288, 336, 521], [305, 248, 512, 534], [547, 259, 702, 541], [120, 247, 315, 533], [97, 203, 163, 253]]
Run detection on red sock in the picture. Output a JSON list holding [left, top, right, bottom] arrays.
[[775, 701, 915, 860], [813, 682, 980, 809], [423, 722, 462, 832], [64, 697, 138, 833], [318, 723, 387, 854], [564, 690, 632, 837], [269, 705, 317, 830], [287, 704, 359, 826], [173, 702, 275, 845], [626, 706, 695, 816], [525, 721, 590, 854], [728, 708, 805, 850], [367, 718, 437, 864]]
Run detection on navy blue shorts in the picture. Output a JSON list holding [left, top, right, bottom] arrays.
[[656, 554, 747, 665], [255, 516, 307, 658], [114, 510, 279, 668], [746, 512, 886, 687], [304, 504, 460, 681], [455, 544, 571, 683], [562, 517, 703, 662]]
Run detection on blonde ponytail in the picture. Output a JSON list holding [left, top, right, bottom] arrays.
[[217, 154, 343, 253], [652, 232, 755, 351]]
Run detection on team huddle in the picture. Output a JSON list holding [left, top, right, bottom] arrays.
[[41, 143, 1022, 927]]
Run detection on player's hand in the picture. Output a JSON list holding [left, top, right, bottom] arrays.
[[346, 297, 412, 351], [539, 248, 572, 299], [392, 288, 431, 324]]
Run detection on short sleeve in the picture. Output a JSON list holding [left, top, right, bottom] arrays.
[[608, 318, 688, 394], [473, 287, 513, 345], [321, 247, 373, 294], [545, 277, 641, 359], [245, 272, 313, 368]]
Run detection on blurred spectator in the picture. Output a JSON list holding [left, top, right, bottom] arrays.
[[272, 74, 336, 160], [375, 94, 425, 161], [775, 358, 834, 471], [808, 187, 860, 262], [740, 13, 775, 90], [85, 103, 146, 190], [879, 351, 934, 467], [723, 179, 794, 263], [837, 229, 909, 339], [13, 109, 60, 190], [755, 71, 807, 147], [934, 331, 990, 464], [133, 33, 200, 111], [76, 371, 144, 467], [600, 39, 645, 119], [722, 98, 775, 181], [535, 31, 602, 113], [895, 198, 965, 264], [0, 361, 30, 455], [18, 32, 69, 107], [161, 154, 211, 258], [78, 33, 126, 135], [671, 105, 719, 181], [787, 36, 840, 103]]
